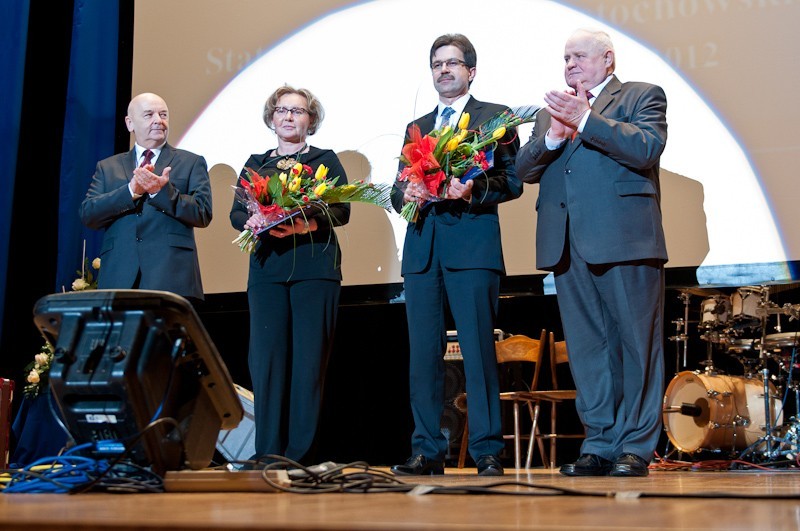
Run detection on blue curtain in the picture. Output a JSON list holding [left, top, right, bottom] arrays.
[[55, 0, 121, 292], [0, 0, 31, 345]]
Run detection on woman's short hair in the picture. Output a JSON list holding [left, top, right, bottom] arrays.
[[263, 84, 325, 135]]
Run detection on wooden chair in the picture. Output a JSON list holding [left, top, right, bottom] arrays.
[[456, 330, 549, 470], [521, 332, 584, 469]]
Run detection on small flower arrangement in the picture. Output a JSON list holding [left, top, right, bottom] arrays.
[[71, 257, 100, 291], [397, 105, 541, 222], [23, 342, 54, 399], [23, 247, 100, 399], [232, 162, 392, 253]]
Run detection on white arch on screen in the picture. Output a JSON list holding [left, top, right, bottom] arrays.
[[178, 0, 786, 286]]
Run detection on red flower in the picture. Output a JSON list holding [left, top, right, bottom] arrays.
[[241, 167, 270, 204], [473, 151, 489, 170], [399, 124, 447, 195]]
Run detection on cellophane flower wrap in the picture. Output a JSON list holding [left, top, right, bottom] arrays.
[[232, 162, 392, 253], [396, 105, 541, 223]]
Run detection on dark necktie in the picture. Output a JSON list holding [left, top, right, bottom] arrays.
[[140, 149, 154, 167], [440, 106, 455, 128]]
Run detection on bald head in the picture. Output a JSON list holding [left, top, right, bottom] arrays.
[[125, 93, 169, 148]]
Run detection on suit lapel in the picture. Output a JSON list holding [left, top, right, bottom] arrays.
[[123, 149, 137, 181], [591, 75, 621, 117], [155, 143, 175, 173], [463, 96, 486, 129]]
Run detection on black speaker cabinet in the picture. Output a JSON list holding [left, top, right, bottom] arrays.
[[440, 329, 505, 459], [33, 290, 244, 475]]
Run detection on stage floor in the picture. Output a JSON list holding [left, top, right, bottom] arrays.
[[2, 465, 800, 530]]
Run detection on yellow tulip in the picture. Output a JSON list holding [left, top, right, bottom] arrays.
[[492, 126, 506, 140], [292, 162, 303, 174], [289, 177, 301, 192], [458, 112, 470, 131], [279, 172, 288, 184], [314, 183, 327, 196], [315, 164, 329, 181], [445, 138, 460, 152], [456, 130, 468, 143]]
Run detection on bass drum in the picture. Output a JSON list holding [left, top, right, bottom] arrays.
[[663, 371, 782, 453]]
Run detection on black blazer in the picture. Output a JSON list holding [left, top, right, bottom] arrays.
[[392, 96, 523, 275]]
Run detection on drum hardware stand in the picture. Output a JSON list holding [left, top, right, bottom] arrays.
[[669, 291, 692, 374], [739, 292, 795, 461], [699, 329, 720, 374]]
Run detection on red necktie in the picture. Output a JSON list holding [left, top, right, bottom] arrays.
[[140, 149, 154, 167]]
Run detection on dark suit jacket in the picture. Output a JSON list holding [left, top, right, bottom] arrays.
[[515, 75, 668, 269], [79, 144, 212, 300], [392, 96, 523, 274]]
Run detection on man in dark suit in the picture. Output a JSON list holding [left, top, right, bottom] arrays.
[[80, 92, 212, 302], [390, 34, 522, 477], [516, 29, 668, 477]]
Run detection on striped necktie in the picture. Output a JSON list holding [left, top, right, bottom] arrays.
[[140, 149, 154, 167], [440, 106, 455, 128]]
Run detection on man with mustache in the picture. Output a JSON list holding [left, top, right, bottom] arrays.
[[391, 34, 522, 476]]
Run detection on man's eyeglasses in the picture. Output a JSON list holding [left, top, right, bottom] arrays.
[[431, 59, 468, 71], [274, 107, 309, 117]]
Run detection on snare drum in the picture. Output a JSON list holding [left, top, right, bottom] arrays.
[[700, 296, 731, 328], [663, 371, 782, 453], [730, 287, 764, 330], [763, 332, 800, 350], [762, 332, 800, 361]]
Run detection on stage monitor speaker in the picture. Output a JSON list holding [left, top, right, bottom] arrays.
[[216, 384, 256, 466], [33, 289, 244, 475]]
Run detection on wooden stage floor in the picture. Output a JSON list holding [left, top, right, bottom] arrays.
[[2, 465, 800, 530]]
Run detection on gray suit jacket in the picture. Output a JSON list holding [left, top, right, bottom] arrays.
[[515, 75, 668, 269], [79, 144, 212, 300]]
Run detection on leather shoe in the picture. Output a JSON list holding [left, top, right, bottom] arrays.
[[609, 453, 650, 477], [559, 454, 612, 476], [475, 455, 504, 476], [390, 455, 444, 476]]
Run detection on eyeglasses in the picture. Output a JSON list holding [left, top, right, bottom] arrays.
[[431, 58, 468, 71], [274, 107, 309, 117]]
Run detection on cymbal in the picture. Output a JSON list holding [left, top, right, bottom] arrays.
[[674, 286, 726, 297]]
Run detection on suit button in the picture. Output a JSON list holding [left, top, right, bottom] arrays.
[[565, 169, 571, 174], [560, 202, 566, 208]]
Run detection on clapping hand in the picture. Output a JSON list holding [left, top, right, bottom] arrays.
[[132, 164, 170, 195]]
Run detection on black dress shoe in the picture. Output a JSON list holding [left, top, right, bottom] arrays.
[[559, 454, 613, 476], [609, 453, 650, 477], [475, 455, 504, 476], [390, 455, 444, 476]]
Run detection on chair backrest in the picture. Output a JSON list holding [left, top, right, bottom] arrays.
[[548, 332, 570, 390], [494, 329, 547, 393]]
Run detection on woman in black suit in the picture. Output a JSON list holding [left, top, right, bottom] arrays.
[[229, 85, 350, 466]]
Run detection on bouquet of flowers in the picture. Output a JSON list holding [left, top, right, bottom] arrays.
[[232, 162, 392, 253], [397, 105, 541, 222]]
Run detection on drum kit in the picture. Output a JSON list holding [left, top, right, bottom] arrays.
[[663, 285, 800, 462]]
